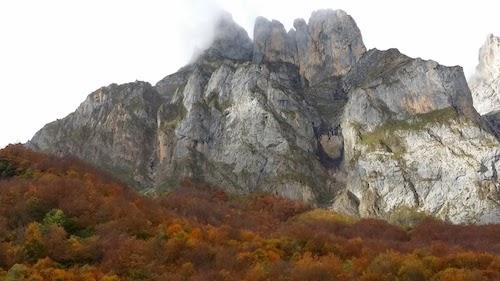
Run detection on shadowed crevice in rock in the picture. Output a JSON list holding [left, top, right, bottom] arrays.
[[485, 110, 500, 138]]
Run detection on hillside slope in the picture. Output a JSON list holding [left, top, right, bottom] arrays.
[[1, 145, 499, 280]]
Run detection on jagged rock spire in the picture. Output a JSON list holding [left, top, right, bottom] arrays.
[[253, 9, 366, 85], [470, 34, 500, 115], [198, 11, 253, 62], [200, 9, 366, 85], [253, 17, 297, 65]]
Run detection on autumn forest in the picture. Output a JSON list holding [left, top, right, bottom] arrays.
[[0, 145, 499, 281]]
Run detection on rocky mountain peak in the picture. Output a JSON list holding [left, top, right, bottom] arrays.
[[345, 48, 479, 123], [476, 34, 500, 74], [252, 17, 296, 65], [253, 9, 366, 85], [470, 34, 500, 115], [198, 11, 254, 62]]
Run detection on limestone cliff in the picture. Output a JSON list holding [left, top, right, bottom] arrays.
[[336, 49, 499, 224], [29, 10, 499, 223]]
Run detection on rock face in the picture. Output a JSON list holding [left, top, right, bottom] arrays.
[[337, 49, 499, 224], [470, 34, 500, 115], [29, 10, 499, 223], [31, 82, 161, 186], [253, 9, 366, 85], [200, 12, 253, 62], [485, 111, 500, 138]]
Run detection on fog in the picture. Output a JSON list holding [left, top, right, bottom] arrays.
[[1, 0, 499, 148]]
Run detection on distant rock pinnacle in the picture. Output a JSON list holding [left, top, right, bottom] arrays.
[[470, 34, 500, 115]]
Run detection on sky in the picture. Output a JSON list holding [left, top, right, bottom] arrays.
[[1, 0, 499, 148]]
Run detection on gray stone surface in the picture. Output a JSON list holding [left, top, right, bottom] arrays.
[[337, 49, 499, 224], [485, 110, 500, 138], [470, 34, 500, 115], [29, 82, 161, 187], [200, 12, 253, 62], [295, 10, 366, 85], [253, 9, 366, 85]]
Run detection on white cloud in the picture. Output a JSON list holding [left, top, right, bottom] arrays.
[[0, 0, 499, 148]]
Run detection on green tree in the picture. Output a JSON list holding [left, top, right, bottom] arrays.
[[43, 209, 67, 227], [0, 160, 16, 179], [43, 209, 77, 234], [23, 223, 46, 262]]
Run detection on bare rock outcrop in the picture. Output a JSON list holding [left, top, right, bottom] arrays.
[[470, 34, 500, 115], [253, 9, 366, 85], [30, 82, 161, 187], [336, 49, 500, 223]]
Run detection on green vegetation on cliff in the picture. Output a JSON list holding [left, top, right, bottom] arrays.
[[358, 107, 459, 155]]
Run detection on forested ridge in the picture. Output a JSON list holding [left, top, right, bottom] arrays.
[[0, 145, 499, 281]]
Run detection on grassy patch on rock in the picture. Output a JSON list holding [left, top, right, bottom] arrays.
[[358, 107, 458, 155]]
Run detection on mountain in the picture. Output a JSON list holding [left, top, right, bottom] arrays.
[[28, 10, 500, 224]]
